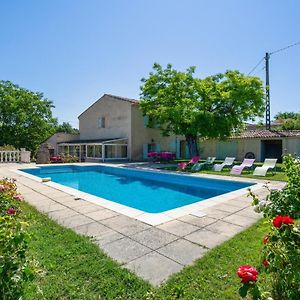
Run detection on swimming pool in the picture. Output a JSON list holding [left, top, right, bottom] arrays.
[[20, 165, 254, 213]]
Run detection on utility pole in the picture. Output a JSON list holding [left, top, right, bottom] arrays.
[[265, 52, 271, 130]]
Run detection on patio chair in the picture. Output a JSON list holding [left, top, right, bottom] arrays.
[[213, 157, 235, 172], [177, 156, 200, 171], [230, 158, 255, 175], [191, 157, 216, 172], [253, 158, 277, 176]]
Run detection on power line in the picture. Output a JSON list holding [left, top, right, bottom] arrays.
[[248, 57, 264, 75], [270, 41, 300, 56]]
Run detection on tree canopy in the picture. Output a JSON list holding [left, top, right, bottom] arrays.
[[274, 111, 300, 130], [140, 63, 265, 155], [0, 80, 57, 153], [55, 122, 79, 134]]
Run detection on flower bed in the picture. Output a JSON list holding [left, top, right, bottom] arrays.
[[0, 178, 34, 299], [237, 155, 300, 300]]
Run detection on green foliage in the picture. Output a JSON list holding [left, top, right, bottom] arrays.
[[274, 111, 300, 120], [243, 156, 300, 300], [140, 63, 265, 155], [60, 153, 79, 163], [0, 80, 57, 154], [0, 145, 16, 151], [263, 155, 300, 219], [55, 122, 79, 134], [274, 111, 300, 130], [0, 178, 34, 299]]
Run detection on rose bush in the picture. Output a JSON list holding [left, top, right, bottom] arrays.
[[238, 155, 300, 300], [0, 178, 34, 299]]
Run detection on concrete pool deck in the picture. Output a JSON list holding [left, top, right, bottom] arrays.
[[0, 163, 285, 286]]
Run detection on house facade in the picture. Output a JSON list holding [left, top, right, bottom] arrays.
[[53, 94, 188, 161], [200, 130, 300, 162]]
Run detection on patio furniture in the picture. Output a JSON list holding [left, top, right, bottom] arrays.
[[191, 157, 216, 171], [147, 151, 176, 162], [253, 158, 277, 176], [230, 158, 255, 175], [213, 157, 235, 171], [177, 156, 200, 170], [50, 156, 63, 163]]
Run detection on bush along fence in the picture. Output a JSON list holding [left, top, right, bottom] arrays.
[[0, 178, 34, 299], [237, 155, 300, 300]]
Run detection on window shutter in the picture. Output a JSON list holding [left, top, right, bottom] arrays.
[[143, 144, 148, 159]]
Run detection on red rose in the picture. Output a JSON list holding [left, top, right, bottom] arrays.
[[237, 265, 258, 283], [263, 259, 269, 267], [263, 235, 269, 244], [273, 215, 294, 228], [273, 215, 283, 228], [7, 208, 16, 215], [281, 216, 294, 225]]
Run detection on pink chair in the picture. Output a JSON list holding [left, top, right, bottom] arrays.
[[230, 158, 255, 175], [177, 156, 200, 170]]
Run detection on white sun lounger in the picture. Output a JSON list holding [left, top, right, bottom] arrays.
[[253, 158, 277, 176], [213, 157, 235, 171]]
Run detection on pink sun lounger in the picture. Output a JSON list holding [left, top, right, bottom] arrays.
[[177, 156, 200, 170], [230, 158, 255, 175]]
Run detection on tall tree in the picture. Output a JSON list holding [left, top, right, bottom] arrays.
[[0, 80, 57, 153], [140, 63, 265, 156], [55, 122, 79, 134], [274, 111, 300, 130]]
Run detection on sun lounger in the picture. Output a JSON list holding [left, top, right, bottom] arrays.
[[230, 158, 255, 175], [253, 158, 277, 176], [177, 156, 200, 170], [213, 157, 235, 171], [191, 157, 216, 171]]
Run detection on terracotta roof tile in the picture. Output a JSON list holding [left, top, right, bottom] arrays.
[[232, 130, 300, 139]]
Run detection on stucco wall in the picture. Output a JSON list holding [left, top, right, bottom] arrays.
[[79, 95, 131, 141], [236, 139, 261, 161], [283, 137, 300, 156], [130, 105, 183, 160], [45, 133, 80, 155]]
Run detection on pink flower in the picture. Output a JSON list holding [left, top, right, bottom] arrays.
[[0, 184, 6, 192], [237, 265, 258, 283], [13, 194, 24, 201], [7, 208, 16, 215]]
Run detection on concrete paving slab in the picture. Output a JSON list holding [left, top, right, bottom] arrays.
[[157, 239, 208, 265], [157, 220, 199, 237], [72, 203, 105, 214], [62, 214, 94, 229], [100, 215, 151, 236], [200, 207, 232, 219], [47, 208, 79, 221], [205, 220, 244, 237], [85, 209, 119, 221], [73, 222, 112, 238], [101, 237, 152, 264], [126, 252, 182, 286], [178, 215, 217, 228], [223, 214, 258, 227], [130, 227, 177, 250], [185, 229, 228, 248], [212, 203, 242, 213], [94, 231, 125, 247]]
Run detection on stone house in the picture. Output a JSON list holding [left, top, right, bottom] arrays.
[[50, 94, 189, 161]]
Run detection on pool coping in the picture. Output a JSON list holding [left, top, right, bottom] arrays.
[[15, 163, 266, 225]]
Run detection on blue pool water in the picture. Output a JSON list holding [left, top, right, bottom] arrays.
[[20, 165, 253, 213]]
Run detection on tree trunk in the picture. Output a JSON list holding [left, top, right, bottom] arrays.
[[185, 135, 199, 157]]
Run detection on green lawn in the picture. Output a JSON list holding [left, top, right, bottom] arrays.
[[158, 161, 287, 182], [23, 202, 270, 300]]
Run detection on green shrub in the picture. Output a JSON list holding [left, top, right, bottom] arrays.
[[238, 155, 300, 300], [0, 178, 34, 300]]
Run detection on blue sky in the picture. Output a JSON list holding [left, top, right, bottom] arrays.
[[1, 0, 299, 128]]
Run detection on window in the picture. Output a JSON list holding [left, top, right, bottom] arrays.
[[98, 117, 105, 128]]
